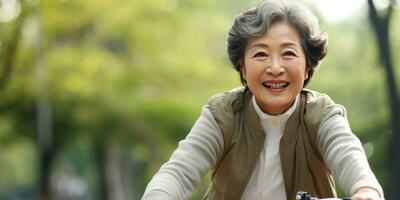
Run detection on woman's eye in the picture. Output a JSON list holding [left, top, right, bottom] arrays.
[[254, 52, 267, 58], [283, 51, 296, 57]]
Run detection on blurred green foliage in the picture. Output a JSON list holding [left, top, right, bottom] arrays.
[[0, 0, 398, 199]]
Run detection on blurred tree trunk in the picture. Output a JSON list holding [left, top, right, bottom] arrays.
[[35, 13, 55, 200], [367, 0, 400, 199], [37, 142, 54, 200], [95, 143, 133, 200], [121, 152, 135, 200], [36, 88, 54, 200], [0, 1, 56, 199], [106, 145, 130, 200], [95, 142, 109, 200], [0, 0, 25, 90]]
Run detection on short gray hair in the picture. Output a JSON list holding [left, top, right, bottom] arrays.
[[227, 0, 327, 86]]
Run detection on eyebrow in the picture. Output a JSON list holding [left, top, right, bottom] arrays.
[[249, 43, 269, 49], [249, 41, 300, 49]]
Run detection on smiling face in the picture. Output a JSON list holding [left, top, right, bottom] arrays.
[[241, 21, 308, 115]]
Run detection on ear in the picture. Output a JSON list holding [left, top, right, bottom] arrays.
[[304, 68, 309, 80], [240, 60, 247, 81]]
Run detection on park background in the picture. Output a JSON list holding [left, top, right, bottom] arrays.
[[0, 0, 399, 199]]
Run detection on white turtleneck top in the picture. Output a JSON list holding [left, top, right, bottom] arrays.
[[241, 95, 299, 199]]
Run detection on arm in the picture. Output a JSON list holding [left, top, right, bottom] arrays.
[[317, 106, 384, 199], [141, 106, 224, 200]]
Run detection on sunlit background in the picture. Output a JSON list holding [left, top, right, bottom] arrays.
[[0, 0, 399, 199]]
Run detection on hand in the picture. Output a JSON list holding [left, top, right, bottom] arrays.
[[351, 187, 381, 200]]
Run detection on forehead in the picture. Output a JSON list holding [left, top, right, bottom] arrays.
[[246, 21, 302, 49]]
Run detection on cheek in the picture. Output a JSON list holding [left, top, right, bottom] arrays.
[[288, 65, 307, 83], [243, 61, 255, 78], [294, 60, 307, 78]]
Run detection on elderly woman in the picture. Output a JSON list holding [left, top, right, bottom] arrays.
[[142, 0, 384, 199]]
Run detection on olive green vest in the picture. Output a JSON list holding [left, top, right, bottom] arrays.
[[202, 88, 339, 200]]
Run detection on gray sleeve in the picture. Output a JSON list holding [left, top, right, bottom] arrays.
[[141, 106, 224, 200], [317, 106, 384, 198]]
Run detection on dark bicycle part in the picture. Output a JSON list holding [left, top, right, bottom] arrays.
[[296, 191, 352, 200], [296, 191, 318, 200]]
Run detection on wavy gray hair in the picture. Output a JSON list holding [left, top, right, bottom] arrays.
[[227, 0, 327, 87]]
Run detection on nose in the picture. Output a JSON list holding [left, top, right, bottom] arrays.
[[266, 57, 284, 76]]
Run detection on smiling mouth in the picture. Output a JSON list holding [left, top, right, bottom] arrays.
[[262, 81, 290, 89]]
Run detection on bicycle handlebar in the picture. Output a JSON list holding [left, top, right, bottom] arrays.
[[296, 191, 351, 200]]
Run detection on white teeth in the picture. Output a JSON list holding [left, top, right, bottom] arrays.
[[263, 82, 288, 88]]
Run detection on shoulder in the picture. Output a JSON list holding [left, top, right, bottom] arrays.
[[206, 87, 250, 138], [302, 89, 335, 109], [208, 87, 248, 115], [302, 89, 347, 125]]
